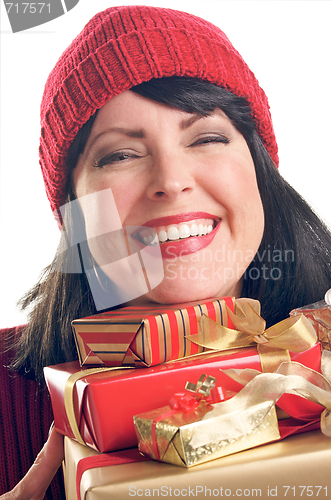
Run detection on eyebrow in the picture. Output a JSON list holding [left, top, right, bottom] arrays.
[[86, 127, 145, 152], [180, 114, 204, 130], [86, 114, 206, 153]]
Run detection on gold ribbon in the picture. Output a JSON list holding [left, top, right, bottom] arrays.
[[187, 298, 318, 372], [217, 350, 331, 441], [185, 373, 216, 397], [64, 366, 131, 445], [189, 351, 331, 450]]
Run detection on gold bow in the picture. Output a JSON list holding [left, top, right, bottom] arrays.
[[186, 298, 318, 372], [185, 373, 216, 397]]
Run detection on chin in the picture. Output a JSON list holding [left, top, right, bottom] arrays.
[[133, 278, 242, 306]]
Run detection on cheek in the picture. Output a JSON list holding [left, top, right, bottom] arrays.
[[204, 155, 264, 243], [74, 167, 142, 225], [230, 177, 265, 249], [204, 154, 261, 210], [107, 177, 146, 224]]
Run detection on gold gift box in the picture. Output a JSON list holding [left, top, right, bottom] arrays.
[[64, 431, 331, 500], [134, 399, 280, 467]]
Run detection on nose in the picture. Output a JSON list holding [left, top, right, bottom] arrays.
[[146, 152, 196, 201]]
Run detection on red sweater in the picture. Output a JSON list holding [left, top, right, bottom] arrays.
[[0, 326, 65, 498]]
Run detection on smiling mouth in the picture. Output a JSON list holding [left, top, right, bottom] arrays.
[[135, 218, 219, 246]]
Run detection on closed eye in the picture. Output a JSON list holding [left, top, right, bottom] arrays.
[[93, 150, 141, 168], [189, 134, 230, 147]]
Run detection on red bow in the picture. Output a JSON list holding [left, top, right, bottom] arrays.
[[151, 374, 222, 460], [169, 392, 200, 412]]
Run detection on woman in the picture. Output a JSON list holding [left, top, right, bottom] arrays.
[[1, 5, 331, 499]]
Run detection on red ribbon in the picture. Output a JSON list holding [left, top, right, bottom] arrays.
[[151, 375, 225, 461], [76, 449, 149, 500], [151, 392, 201, 460], [169, 392, 201, 412]]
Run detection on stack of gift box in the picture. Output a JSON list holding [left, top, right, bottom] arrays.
[[43, 296, 331, 500]]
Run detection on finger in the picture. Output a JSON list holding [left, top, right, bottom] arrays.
[[1, 428, 64, 500]]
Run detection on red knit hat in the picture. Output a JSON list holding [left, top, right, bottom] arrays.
[[40, 5, 278, 217]]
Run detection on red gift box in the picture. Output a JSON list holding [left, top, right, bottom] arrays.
[[71, 297, 235, 367], [44, 343, 323, 453]]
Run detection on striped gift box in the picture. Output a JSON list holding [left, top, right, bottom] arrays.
[[72, 297, 235, 367]]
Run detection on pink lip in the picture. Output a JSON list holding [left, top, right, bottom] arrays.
[[130, 212, 221, 258], [142, 212, 219, 228]]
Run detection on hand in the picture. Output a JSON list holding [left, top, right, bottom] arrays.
[[0, 427, 64, 500]]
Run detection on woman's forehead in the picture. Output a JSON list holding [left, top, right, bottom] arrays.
[[92, 90, 229, 132]]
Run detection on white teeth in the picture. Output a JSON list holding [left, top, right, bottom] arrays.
[[158, 230, 167, 243], [179, 224, 190, 239], [150, 234, 158, 245], [142, 231, 158, 246], [168, 226, 180, 240], [141, 220, 216, 245], [143, 235, 155, 245]]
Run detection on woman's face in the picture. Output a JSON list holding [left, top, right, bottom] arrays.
[[73, 90, 264, 305]]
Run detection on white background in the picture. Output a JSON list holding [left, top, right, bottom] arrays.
[[1, 0, 330, 329]]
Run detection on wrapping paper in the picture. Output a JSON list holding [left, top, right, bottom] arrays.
[[64, 431, 331, 500], [44, 344, 322, 453], [134, 397, 280, 467], [71, 297, 235, 367], [290, 300, 331, 351], [134, 354, 331, 467]]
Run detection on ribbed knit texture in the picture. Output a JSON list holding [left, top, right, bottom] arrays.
[[39, 5, 278, 219], [0, 327, 65, 499]]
